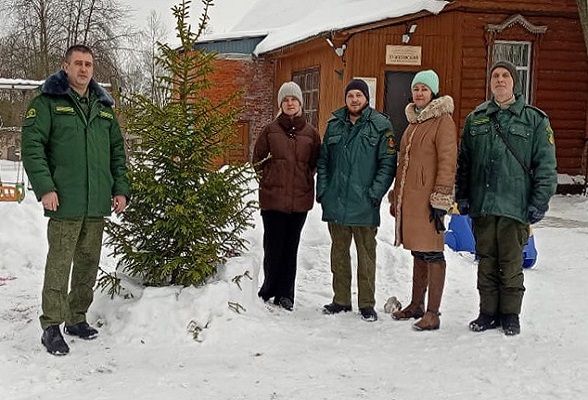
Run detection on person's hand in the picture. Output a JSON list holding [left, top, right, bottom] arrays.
[[527, 205, 545, 224], [370, 197, 380, 208], [429, 207, 447, 234], [457, 199, 469, 215], [112, 195, 127, 215], [41, 191, 59, 211]]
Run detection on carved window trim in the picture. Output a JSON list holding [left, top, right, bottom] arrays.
[[485, 14, 547, 103]]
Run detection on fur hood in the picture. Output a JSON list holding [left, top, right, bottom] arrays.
[[405, 95, 454, 124], [40, 70, 114, 106]]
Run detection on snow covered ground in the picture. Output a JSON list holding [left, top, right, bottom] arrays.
[[1, 159, 588, 400]]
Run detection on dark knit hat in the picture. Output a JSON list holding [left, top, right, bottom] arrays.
[[490, 60, 520, 94], [345, 79, 370, 103]]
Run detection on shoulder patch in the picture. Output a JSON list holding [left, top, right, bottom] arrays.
[[546, 125, 555, 145], [385, 131, 396, 154], [25, 108, 36, 119]]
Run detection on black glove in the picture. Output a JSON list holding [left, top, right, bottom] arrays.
[[457, 199, 469, 215], [429, 207, 447, 234], [527, 205, 545, 224], [370, 197, 380, 208]]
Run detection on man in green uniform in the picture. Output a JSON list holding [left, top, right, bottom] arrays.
[[317, 79, 396, 322], [456, 61, 557, 335], [22, 45, 129, 355]]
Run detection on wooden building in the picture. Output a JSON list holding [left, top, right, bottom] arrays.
[[198, 0, 588, 178]]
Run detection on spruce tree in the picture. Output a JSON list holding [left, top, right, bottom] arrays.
[[102, 0, 257, 291]]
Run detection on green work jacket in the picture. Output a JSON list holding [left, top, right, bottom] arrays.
[[455, 95, 557, 224], [22, 70, 129, 218], [317, 106, 396, 226]]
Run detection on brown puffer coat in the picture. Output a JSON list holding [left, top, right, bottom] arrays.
[[252, 113, 321, 213], [389, 95, 457, 251]]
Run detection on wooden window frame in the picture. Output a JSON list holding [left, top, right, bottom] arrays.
[[292, 67, 320, 128], [492, 40, 533, 102]]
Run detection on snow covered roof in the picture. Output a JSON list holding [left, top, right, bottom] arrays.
[[0, 78, 111, 90], [0, 78, 45, 90], [200, 0, 449, 55]]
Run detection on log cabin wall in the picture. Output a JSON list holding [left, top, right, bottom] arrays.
[[267, 0, 587, 175]]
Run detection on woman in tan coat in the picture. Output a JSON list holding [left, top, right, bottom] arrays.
[[252, 81, 321, 311], [388, 70, 457, 330]]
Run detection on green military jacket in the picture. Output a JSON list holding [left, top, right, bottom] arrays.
[[455, 95, 557, 224], [22, 70, 129, 218], [317, 106, 396, 226]]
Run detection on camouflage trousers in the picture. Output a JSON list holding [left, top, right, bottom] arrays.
[[327, 223, 378, 308], [472, 215, 529, 316], [40, 217, 105, 330]]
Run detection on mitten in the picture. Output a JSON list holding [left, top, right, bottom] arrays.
[[457, 199, 470, 215]]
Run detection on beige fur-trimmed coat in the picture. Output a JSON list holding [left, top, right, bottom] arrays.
[[388, 95, 458, 251]]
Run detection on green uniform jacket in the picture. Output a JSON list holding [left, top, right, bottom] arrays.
[[317, 106, 396, 226], [22, 70, 129, 218], [455, 95, 557, 224]]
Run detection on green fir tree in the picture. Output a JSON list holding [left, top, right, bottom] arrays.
[[101, 0, 257, 293]]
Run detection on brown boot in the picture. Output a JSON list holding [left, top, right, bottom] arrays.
[[413, 260, 446, 331], [392, 257, 428, 320]]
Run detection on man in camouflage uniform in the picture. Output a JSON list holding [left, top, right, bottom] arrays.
[[455, 61, 557, 336], [22, 45, 129, 355]]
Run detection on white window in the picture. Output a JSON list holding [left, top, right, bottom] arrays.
[[492, 41, 532, 102]]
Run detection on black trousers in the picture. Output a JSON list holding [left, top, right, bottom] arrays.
[[258, 210, 308, 303]]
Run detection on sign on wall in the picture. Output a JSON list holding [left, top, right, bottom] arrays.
[[386, 45, 422, 66]]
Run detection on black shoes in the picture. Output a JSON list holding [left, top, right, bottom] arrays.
[[469, 313, 499, 332], [323, 302, 352, 315], [64, 322, 99, 340], [359, 307, 378, 322], [501, 314, 521, 336], [470, 313, 520, 335], [277, 297, 293, 311], [41, 325, 70, 356]]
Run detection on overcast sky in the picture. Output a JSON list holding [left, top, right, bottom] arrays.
[[122, 0, 251, 38]]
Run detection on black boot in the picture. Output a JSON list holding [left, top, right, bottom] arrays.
[[501, 314, 521, 336], [469, 313, 499, 332], [323, 302, 352, 314], [359, 307, 378, 322], [41, 325, 70, 356], [64, 322, 99, 340]]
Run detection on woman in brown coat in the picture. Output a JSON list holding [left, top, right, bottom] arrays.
[[388, 70, 457, 330], [252, 81, 321, 311]]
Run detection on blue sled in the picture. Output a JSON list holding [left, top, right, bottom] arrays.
[[445, 214, 537, 269]]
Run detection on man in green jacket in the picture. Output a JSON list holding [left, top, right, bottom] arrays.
[[455, 61, 557, 336], [317, 79, 396, 322], [22, 44, 129, 355]]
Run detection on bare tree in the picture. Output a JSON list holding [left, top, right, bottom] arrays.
[[0, 0, 135, 81], [119, 10, 171, 105]]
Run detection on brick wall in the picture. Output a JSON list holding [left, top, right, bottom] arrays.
[[206, 55, 275, 161]]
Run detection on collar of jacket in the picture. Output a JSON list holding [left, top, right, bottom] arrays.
[[475, 94, 526, 117], [277, 112, 306, 135], [405, 95, 454, 124], [40, 70, 115, 106], [331, 104, 371, 122]]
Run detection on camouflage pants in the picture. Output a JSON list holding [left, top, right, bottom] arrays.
[[327, 223, 378, 308], [472, 216, 529, 316], [40, 217, 105, 330]]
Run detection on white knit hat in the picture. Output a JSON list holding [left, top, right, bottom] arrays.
[[277, 81, 304, 108]]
